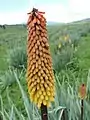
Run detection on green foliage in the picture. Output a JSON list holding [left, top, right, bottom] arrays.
[[8, 47, 27, 69], [0, 69, 90, 119], [53, 46, 74, 72], [0, 70, 65, 120], [0, 69, 21, 92], [76, 34, 90, 70], [0, 21, 90, 119], [0, 46, 8, 72], [0, 70, 15, 91]]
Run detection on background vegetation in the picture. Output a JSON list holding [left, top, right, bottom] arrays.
[[0, 20, 90, 119]]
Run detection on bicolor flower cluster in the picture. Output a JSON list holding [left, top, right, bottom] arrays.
[[26, 8, 55, 108]]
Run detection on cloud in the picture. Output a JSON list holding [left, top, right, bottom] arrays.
[[67, 0, 90, 21], [0, 12, 27, 25], [69, 0, 90, 13]]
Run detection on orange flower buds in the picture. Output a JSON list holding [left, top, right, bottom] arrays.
[[26, 8, 55, 108], [78, 84, 87, 99]]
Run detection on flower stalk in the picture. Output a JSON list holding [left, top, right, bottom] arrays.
[[81, 99, 84, 120], [26, 8, 55, 120], [41, 104, 48, 120]]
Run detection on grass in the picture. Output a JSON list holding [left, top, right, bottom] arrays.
[[0, 46, 8, 72], [76, 33, 90, 70], [1, 69, 90, 119]]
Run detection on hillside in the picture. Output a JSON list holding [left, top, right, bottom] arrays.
[[71, 18, 90, 24], [0, 19, 90, 119]]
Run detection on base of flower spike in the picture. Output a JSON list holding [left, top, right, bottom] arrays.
[[41, 104, 48, 120]]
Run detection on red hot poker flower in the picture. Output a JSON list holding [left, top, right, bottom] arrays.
[[78, 84, 87, 99]]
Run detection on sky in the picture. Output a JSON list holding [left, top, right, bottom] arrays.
[[0, 0, 90, 24]]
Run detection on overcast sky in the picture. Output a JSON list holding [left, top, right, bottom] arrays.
[[0, 0, 90, 24]]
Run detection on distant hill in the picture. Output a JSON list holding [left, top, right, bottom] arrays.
[[70, 18, 90, 24], [47, 21, 64, 25], [5, 21, 63, 26]]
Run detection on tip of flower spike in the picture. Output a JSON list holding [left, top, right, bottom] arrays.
[[27, 8, 45, 15], [27, 8, 38, 15], [82, 84, 85, 86]]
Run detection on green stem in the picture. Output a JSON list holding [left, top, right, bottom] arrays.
[[61, 108, 68, 120], [41, 104, 48, 120]]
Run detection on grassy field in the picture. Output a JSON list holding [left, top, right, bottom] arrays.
[[0, 21, 90, 119]]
